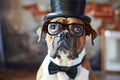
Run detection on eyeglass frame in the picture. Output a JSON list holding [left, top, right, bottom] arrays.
[[43, 22, 86, 37]]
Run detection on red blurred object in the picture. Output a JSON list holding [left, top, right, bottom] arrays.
[[23, 4, 50, 17], [85, 3, 115, 24], [85, 2, 120, 35]]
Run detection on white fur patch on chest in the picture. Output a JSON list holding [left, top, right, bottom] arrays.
[[40, 49, 89, 80], [75, 66, 89, 80]]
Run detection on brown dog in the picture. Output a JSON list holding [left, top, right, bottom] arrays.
[[36, 17, 97, 80]]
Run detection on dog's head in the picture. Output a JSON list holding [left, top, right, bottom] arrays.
[[37, 17, 97, 60]]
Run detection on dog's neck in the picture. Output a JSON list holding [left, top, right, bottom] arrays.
[[48, 48, 86, 67]]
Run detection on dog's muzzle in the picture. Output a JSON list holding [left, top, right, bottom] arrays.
[[50, 30, 78, 59]]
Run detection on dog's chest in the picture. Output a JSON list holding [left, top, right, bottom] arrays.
[[41, 54, 89, 80]]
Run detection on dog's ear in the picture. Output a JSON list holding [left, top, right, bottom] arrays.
[[36, 19, 51, 42], [84, 21, 97, 45], [37, 26, 43, 42]]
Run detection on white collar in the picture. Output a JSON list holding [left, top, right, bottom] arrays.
[[47, 48, 86, 67]]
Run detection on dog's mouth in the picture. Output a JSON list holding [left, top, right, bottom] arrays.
[[50, 41, 78, 60], [57, 45, 69, 54]]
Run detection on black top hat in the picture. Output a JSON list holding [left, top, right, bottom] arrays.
[[44, 0, 91, 23]]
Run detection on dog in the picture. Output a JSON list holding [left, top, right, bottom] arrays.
[[36, 17, 97, 80]]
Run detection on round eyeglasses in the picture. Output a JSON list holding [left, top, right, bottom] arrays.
[[46, 22, 86, 37]]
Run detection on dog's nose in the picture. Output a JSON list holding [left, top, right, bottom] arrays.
[[59, 31, 71, 39]]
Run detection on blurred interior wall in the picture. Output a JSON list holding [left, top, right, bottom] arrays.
[[0, 0, 47, 69], [0, 0, 11, 72], [0, 0, 10, 18]]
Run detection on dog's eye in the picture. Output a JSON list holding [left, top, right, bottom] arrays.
[[50, 25, 56, 29], [48, 23, 62, 35], [69, 25, 84, 36], [74, 26, 81, 32]]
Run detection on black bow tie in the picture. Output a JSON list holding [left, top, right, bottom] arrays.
[[48, 59, 84, 79]]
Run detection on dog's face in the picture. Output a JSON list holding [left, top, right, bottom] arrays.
[[37, 17, 97, 60]]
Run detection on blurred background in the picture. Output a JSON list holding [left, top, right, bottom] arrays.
[[0, 0, 120, 80]]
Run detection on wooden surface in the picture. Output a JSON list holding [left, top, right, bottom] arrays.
[[0, 69, 37, 80]]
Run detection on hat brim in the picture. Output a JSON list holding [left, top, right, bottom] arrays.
[[44, 12, 91, 23]]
